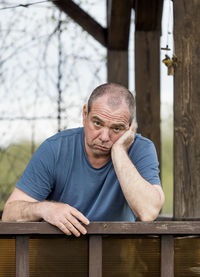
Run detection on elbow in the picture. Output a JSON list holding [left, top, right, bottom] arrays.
[[139, 210, 159, 222], [137, 202, 164, 222], [1, 209, 9, 222], [135, 187, 165, 222], [140, 190, 165, 222]]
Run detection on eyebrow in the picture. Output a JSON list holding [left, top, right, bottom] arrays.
[[91, 116, 104, 124], [92, 116, 126, 128], [110, 123, 126, 129]]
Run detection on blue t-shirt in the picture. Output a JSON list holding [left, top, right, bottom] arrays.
[[16, 127, 160, 221]]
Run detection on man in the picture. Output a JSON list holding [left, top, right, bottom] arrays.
[[2, 83, 165, 237]]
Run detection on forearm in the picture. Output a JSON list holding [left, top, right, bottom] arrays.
[[2, 200, 45, 222], [2, 189, 90, 237], [111, 146, 164, 221]]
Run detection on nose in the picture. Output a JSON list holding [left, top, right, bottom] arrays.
[[99, 128, 110, 142]]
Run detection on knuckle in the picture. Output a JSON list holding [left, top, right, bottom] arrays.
[[71, 206, 78, 213]]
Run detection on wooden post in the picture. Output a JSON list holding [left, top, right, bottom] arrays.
[[107, 50, 128, 87], [135, 0, 163, 162], [174, 0, 200, 218], [161, 235, 174, 277], [89, 235, 102, 277], [107, 0, 132, 87], [135, 31, 161, 160], [16, 235, 29, 277]]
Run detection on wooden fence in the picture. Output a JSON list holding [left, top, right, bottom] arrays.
[[1, 221, 200, 277]]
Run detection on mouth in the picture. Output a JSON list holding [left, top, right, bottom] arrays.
[[95, 145, 110, 151]]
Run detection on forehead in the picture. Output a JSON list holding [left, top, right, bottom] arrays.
[[89, 94, 130, 124]]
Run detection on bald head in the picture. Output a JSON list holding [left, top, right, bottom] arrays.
[[87, 83, 135, 123]]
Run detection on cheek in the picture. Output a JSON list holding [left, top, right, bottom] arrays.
[[110, 130, 126, 144], [86, 128, 100, 143], [109, 133, 122, 144]]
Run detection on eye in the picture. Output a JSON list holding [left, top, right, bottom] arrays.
[[113, 127, 120, 133], [94, 121, 101, 127]]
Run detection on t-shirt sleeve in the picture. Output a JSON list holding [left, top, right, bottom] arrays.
[[130, 138, 161, 185], [16, 140, 55, 200]]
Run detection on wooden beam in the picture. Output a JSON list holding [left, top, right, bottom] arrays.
[[107, 0, 132, 87], [174, 0, 200, 218], [16, 236, 29, 277], [2, 222, 200, 235], [134, 0, 163, 160], [135, 0, 163, 32], [107, 50, 128, 86], [89, 235, 102, 277], [135, 31, 161, 161], [53, 0, 107, 47], [107, 0, 132, 50], [161, 235, 174, 277]]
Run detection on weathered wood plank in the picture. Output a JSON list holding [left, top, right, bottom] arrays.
[[135, 31, 161, 160], [1, 222, 200, 235], [16, 235, 29, 277], [135, 0, 163, 31], [107, 50, 128, 86], [107, 0, 132, 50], [174, 0, 200, 218], [106, 0, 131, 87], [161, 235, 174, 277], [89, 235, 102, 277], [53, 0, 107, 46]]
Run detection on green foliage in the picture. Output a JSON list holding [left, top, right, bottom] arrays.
[[0, 142, 38, 210]]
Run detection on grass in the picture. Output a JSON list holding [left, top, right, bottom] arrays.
[[0, 142, 38, 210]]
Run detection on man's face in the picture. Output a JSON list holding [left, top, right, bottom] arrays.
[[83, 94, 131, 158]]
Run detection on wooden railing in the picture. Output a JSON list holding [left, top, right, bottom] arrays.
[[1, 221, 200, 277]]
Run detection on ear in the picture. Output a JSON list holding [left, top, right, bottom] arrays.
[[82, 104, 88, 125]]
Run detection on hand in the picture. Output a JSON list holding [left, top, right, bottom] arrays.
[[112, 120, 136, 152], [41, 201, 90, 237]]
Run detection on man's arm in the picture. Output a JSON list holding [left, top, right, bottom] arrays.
[[2, 188, 90, 237], [111, 121, 165, 221]]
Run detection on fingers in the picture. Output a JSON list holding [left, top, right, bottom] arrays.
[[71, 207, 90, 226], [57, 205, 90, 237], [60, 215, 88, 237], [43, 202, 90, 237]]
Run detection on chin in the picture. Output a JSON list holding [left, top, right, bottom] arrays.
[[92, 147, 111, 157], [93, 151, 110, 157]]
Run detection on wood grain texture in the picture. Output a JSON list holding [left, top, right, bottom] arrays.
[[174, 0, 200, 218], [16, 236, 29, 277], [161, 235, 174, 277], [106, 0, 131, 87], [107, 50, 128, 87], [1, 222, 200, 235], [89, 235, 102, 277], [135, 31, 161, 160], [107, 0, 132, 50], [135, 0, 163, 31]]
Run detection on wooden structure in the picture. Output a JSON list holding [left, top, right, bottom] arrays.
[[2, 221, 200, 277], [1, 0, 200, 276], [173, 1, 200, 219]]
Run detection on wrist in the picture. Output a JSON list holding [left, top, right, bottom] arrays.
[[112, 142, 126, 154], [34, 201, 49, 220], [111, 144, 127, 162]]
